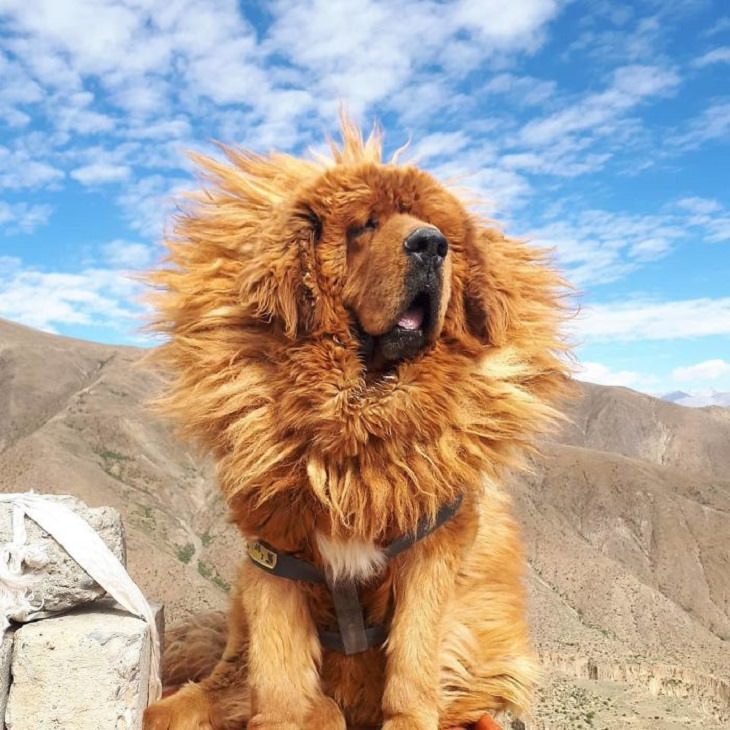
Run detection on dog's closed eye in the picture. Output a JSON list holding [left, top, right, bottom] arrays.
[[295, 204, 322, 242], [348, 217, 378, 240]]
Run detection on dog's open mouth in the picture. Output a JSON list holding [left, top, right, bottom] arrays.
[[395, 292, 429, 333], [354, 288, 440, 369]]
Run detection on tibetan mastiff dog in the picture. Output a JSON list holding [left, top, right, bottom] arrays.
[[143, 119, 569, 730]]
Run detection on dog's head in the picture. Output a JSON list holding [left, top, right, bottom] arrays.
[[203, 122, 555, 381], [286, 159, 467, 372], [150, 120, 570, 529]]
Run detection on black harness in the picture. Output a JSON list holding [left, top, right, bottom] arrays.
[[246, 494, 463, 655]]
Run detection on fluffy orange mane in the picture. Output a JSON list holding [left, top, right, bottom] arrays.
[[147, 119, 571, 542]]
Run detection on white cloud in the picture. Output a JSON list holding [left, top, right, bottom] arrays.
[[116, 173, 190, 237], [403, 132, 471, 164], [704, 17, 730, 37], [519, 64, 680, 147], [53, 90, 116, 134], [182, 36, 266, 107], [675, 196, 723, 215], [0, 0, 565, 210], [0, 201, 53, 233], [692, 46, 730, 68], [524, 195, 730, 286], [1, 1, 291, 144], [2, 0, 142, 79], [123, 117, 192, 141], [466, 166, 533, 214], [452, 0, 557, 46], [383, 76, 473, 127], [575, 360, 645, 388], [669, 100, 730, 150], [71, 162, 131, 185], [673, 359, 730, 382], [564, 12, 664, 66], [0, 49, 44, 127], [483, 73, 557, 106], [4, 0, 540, 136], [576, 298, 730, 342], [0, 257, 142, 335], [101, 239, 156, 269], [674, 196, 730, 243], [266, 0, 559, 117], [493, 63, 682, 178], [110, 79, 169, 117], [267, 1, 436, 115], [526, 208, 684, 285], [0, 0, 582, 221], [0, 144, 64, 189], [433, 159, 531, 215], [501, 148, 612, 177]]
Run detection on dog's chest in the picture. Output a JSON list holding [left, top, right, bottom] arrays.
[[315, 532, 387, 582]]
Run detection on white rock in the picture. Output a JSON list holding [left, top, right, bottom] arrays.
[[0, 495, 126, 621], [0, 629, 13, 730], [5, 604, 154, 730]]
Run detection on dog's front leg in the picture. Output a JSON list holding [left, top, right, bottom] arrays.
[[242, 561, 344, 730], [381, 530, 463, 730]]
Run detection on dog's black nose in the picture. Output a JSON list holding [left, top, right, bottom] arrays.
[[403, 227, 448, 265]]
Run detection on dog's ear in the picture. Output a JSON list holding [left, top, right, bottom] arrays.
[[462, 224, 565, 348], [180, 149, 322, 340], [238, 246, 303, 339], [462, 226, 510, 346], [238, 207, 319, 339]]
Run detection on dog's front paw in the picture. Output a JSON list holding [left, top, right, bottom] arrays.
[[247, 714, 301, 730], [143, 684, 214, 730], [382, 714, 437, 730], [304, 696, 346, 730]]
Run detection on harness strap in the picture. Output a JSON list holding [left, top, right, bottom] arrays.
[[326, 577, 370, 655], [384, 494, 463, 559], [246, 494, 464, 655], [247, 540, 327, 584], [318, 623, 388, 654]]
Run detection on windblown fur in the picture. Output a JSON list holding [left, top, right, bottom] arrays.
[[144, 119, 571, 730]]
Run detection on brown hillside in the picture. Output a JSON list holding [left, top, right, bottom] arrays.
[[0, 318, 237, 622], [561, 381, 730, 479], [1, 318, 728, 727]]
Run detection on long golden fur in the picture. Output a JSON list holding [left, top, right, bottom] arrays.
[[143, 119, 570, 730]]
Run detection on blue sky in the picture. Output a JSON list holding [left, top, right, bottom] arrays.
[[0, 0, 728, 396]]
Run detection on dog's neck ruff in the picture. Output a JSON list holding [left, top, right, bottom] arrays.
[[246, 494, 463, 655]]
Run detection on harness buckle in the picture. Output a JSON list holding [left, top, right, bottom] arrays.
[[247, 540, 278, 570]]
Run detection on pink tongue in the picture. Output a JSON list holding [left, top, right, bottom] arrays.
[[397, 305, 424, 331]]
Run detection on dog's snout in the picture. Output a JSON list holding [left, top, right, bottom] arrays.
[[403, 227, 448, 265]]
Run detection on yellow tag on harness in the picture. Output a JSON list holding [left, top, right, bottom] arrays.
[[247, 541, 277, 570]]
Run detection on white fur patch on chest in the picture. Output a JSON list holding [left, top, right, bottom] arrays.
[[315, 532, 387, 582]]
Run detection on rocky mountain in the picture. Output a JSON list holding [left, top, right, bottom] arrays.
[[662, 390, 730, 408], [515, 443, 730, 727], [1, 317, 728, 728], [561, 381, 730, 478], [661, 390, 692, 403]]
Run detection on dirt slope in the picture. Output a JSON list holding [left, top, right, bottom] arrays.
[[1, 318, 728, 727], [0, 318, 238, 622], [560, 381, 730, 479]]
